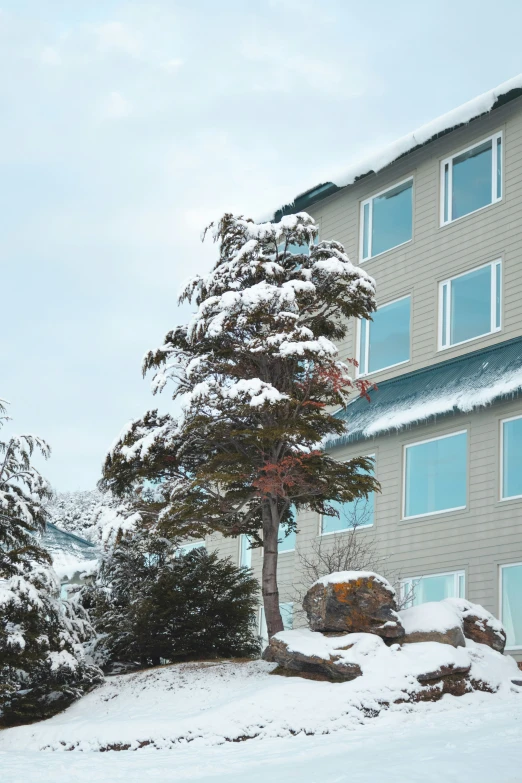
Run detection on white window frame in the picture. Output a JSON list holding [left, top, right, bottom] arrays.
[[320, 454, 375, 535], [440, 132, 503, 227], [438, 259, 502, 350], [401, 569, 465, 608], [177, 540, 206, 556], [359, 177, 413, 262], [500, 415, 522, 501], [356, 295, 411, 377], [499, 562, 522, 651], [239, 534, 253, 568], [402, 430, 468, 521]]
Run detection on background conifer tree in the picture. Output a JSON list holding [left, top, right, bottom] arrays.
[[0, 401, 102, 726], [102, 213, 379, 638]]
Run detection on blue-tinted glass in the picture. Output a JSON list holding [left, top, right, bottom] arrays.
[[443, 164, 449, 223], [240, 534, 252, 568], [452, 141, 492, 220], [362, 202, 370, 258], [497, 138, 502, 199], [502, 565, 522, 648], [322, 466, 374, 534], [503, 418, 522, 498], [405, 432, 467, 517], [368, 297, 410, 373], [280, 603, 293, 630], [371, 180, 412, 257], [413, 574, 457, 605], [441, 284, 448, 346], [359, 319, 367, 375], [278, 507, 296, 552], [495, 263, 501, 329], [450, 265, 491, 345]]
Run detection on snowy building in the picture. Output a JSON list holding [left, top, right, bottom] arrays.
[[206, 75, 522, 661], [42, 523, 99, 599]]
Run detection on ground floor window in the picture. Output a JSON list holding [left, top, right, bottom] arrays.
[[259, 602, 293, 645], [401, 570, 465, 608], [501, 563, 522, 649]]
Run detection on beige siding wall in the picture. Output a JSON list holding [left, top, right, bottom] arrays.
[[307, 97, 522, 383], [208, 98, 522, 659]]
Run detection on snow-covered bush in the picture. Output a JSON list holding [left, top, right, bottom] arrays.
[[0, 401, 103, 726], [85, 524, 260, 667]]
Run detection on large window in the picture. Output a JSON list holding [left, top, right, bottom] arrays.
[[321, 458, 375, 534], [360, 178, 413, 260], [278, 517, 296, 553], [501, 416, 522, 500], [501, 563, 522, 649], [239, 534, 252, 568], [358, 296, 410, 375], [404, 431, 467, 519], [177, 540, 205, 556], [441, 133, 502, 225], [439, 261, 501, 349], [401, 570, 465, 608]]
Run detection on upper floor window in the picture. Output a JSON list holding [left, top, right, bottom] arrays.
[[278, 511, 296, 552], [321, 458, 375, 534], [500, 563, 522, 650], [439, 260, 501, 349], [239, 534, 252, 568], [360, 178, 413, 260], [403, 431, 467, 520], [441, 133, 502, 225], [501, 415, 522, 500], [358, 295, 411, 376], [177, 540, 205, 556], [401, 570, 465, 608]]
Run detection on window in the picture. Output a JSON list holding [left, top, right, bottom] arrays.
[[439, 261, 501, 349], [501, 416, 522, 500], [401, 570, 465, 608], [358, 296, 410, 376], [177, 540, 205, 556], [278, 521, 296, 552], [441, 133, 502, 225], [259, 602, 293, 645], [404, 431, 467, 519], [321, 458, 375, 534], [239, 534, 252, 568], [500, 563, 522, 649], [361, 178, 413, 260]]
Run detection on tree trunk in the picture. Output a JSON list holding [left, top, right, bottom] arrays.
[[261, 500, 284, 639]]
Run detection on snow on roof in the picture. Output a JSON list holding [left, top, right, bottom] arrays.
[[266, 74, 522, 221]]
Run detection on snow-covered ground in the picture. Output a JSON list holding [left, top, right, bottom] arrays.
[[1, 658, 521, 782]]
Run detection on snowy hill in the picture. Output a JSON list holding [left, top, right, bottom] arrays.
[[1, 656, 522, 783]]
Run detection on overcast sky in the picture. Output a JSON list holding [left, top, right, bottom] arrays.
[[2, 0, 522, 492]]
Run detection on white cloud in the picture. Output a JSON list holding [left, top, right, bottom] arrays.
[[100, 91, 132, 120], [95, 21, 142, 56], [163, 57, 184, 72], [41, 46, 61, 66]]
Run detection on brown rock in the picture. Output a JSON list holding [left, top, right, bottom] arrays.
[[416, 661, 471, 683], [401, 626, 466, 648], [444, 598, 506, 653], [262, 636, 362, 683], [302, 572, 404, 640]]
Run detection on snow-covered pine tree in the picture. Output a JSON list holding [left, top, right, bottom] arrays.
[[102, 213, 379, 638], [0, 401, 103, 726]]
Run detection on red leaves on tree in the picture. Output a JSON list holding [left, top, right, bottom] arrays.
[[253, 451, 322, 499]]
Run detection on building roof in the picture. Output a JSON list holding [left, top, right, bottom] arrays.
[[270, 74, 522, 222], [42, 522, 99, 582], [327, 337, 522, 451]]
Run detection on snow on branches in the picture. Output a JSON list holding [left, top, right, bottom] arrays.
[[103, 212, 379, 639]]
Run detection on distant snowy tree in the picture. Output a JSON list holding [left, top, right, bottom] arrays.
[[102, 213, 379, 638], [45, 489, 104, 540], [85, 523, 260, 667], [0, 401, 102, 726]]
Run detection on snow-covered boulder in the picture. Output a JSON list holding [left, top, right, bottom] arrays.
[[302, 571, 404, 640], [444, 598, 507, 653], [263, 629, 363, 682], [399, 603, 465, 648]]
